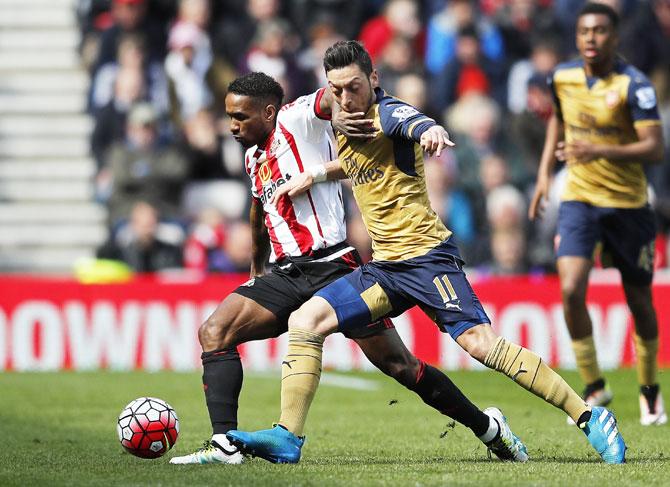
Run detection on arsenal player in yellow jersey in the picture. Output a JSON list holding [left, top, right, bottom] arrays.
[[530, 2, 666, 425]]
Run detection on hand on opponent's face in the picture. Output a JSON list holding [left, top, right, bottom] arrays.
[[331, 110, 379, 139]]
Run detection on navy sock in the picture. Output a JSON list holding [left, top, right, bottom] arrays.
[[202, 348, 243, 435]]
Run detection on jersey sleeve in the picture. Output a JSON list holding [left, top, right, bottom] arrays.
[[378, 96, 436, 142], [547, 70, 563, 122], [626, 73, 661, 127], [277, 89, 331, 142]]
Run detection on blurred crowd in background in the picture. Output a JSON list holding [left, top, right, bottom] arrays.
[[75, 0, 670, 275]]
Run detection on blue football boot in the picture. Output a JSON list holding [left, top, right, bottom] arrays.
[[227, 425, 304, 464], [581, 406, 626, 464]]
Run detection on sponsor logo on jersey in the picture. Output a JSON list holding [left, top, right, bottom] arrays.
[[342, 157, 384, 187], [391, 105, 419, 122], [635, 87, 656, 110], [259, 173, 291, 204]]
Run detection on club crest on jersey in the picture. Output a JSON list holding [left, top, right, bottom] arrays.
[[605, 90, 619, 109], [259, 162, 272, 184]]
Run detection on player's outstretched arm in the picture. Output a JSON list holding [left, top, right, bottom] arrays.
[[420, 125, 455, 156], [269, 160, 345, 206], [529, 114, 563, 220], [249, 198, 270, 277]]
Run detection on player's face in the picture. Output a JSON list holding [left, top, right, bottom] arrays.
[[327, 64, 378, 114], [225, 93, 276, 148], [576, 13, 617, 65]]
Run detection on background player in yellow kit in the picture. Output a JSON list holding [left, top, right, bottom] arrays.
[[529, 2, 666, 425], [228, 40, 626, 465]]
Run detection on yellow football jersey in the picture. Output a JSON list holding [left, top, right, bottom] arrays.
[[550, 59, 661, 208], [337, 88, 450, 261]]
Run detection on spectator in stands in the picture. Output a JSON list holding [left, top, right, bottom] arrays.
[[97, 201, 184, 272], [358, 0, 424, 63], [183, 207, 227, 272], [395, 73, 428, 113], [93, 0, 166, 73], [104, 103, 189, 224], [242, 19, 309, 101], [430, 24, 506, 112], [620, 0, 670, 77], [211, 221, 253, 273], [90, 33, 169, 116], [91, 66, 147, 170], [165, 21, 214, 124], [376, 36, 423, 94], [507, 39, 561, 114], [446, 94, 527, 195], [493, 0, 564, 63], [288, 0, 367, 41], [485, 228, 529, 275], [511, 72, 556, 175], [297, 15, 345, 91], [212, 0, 282, 68], [425, 0, 504, 76]]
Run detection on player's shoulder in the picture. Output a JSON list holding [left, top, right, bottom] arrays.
[[617, 60, 653, 87], [552, 59, 584, 82], [244, 146, 259, 176], [376, 90, 421, 127]]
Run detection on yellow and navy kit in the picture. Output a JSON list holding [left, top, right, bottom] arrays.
[[549, 58, 661, 208], [337, 87, 450, 261]]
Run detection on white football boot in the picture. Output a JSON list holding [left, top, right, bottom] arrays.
[[483, 407, 529, 462], [567, 383, 613, 425], [169, 435, 244, 465], [640, 386, 668, 426]]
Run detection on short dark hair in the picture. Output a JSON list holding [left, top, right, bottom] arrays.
[[323, 40, 373, 76], [227, 72, 284, 108], [578, 2, 619, 29]]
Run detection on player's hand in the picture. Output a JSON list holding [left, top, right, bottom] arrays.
[[564, 140, 599, 164], [269, 171, 314, 206], [554, 141, 567, 162], [529, 177, 550, 220], [420, 126, 455, 157], [331, 110, 378, 139]]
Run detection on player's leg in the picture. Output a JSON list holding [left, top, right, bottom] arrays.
[[172, 271, 302, 465], [558, 256, 611, 406], [622, 280, 666, 424], [556, 201, 611, 405], [354, 327, 527, 461], [605, 205, 666, 425], [226, 295, 339, 463]]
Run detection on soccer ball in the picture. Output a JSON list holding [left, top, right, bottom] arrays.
[[117, 397, 179, 459]]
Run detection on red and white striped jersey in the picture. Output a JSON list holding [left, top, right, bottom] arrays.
[[244, 88, 347, 262]]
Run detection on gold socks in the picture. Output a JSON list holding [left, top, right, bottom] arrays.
[[485, 337, 589, 422], [571, 335, 603, 385], [278, 329, 325, 436], [634, 334, 658, 386]]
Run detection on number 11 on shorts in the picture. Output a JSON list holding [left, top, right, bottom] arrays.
[[433, 275, 458, 304]]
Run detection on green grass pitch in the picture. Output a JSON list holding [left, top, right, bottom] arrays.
[[1, 369, 668, 486]]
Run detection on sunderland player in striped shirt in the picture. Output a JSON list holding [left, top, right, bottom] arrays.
[[529, 3, 666, 426], [169, 72, 527, 465], [227, 41, 626, 464]]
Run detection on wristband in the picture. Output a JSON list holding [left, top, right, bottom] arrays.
[[308, 164, 327, 183]]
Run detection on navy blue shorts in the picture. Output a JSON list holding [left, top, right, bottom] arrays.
[[556, 201, 656, 285], [314, 239, 490, 339]]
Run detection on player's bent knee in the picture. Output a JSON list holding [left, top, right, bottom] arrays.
[[456, 325, 498, 363], [288, 297, 338, 336]]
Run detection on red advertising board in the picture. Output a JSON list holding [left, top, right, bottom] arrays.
[[0, 274, 667, 371]]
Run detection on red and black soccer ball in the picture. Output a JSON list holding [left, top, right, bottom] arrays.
[[117, 397, 179, 459]]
